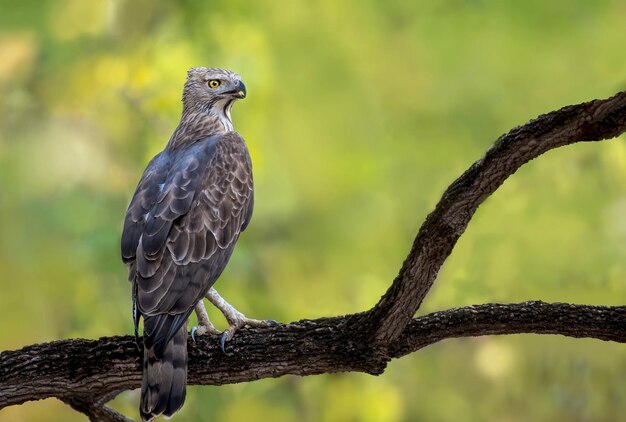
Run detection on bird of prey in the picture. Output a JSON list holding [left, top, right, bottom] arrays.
[[121, 67, 274, 421]]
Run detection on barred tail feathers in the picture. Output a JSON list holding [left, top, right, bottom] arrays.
[[140, 317, 188, 421]]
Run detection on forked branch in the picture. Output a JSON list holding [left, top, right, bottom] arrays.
[[1, 302, 624, 411], [368, 90, 626, 344]]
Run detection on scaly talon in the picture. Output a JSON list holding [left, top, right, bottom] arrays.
[[206, 288, 278, 353], [191, 325, 209, 342], [192, 300, 220, 341], [219, 331, 230, 353]]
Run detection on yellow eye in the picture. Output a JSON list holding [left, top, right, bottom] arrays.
[[208, 80, 220, 89]]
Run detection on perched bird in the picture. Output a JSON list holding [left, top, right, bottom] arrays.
[[121, 67, 274, 421]]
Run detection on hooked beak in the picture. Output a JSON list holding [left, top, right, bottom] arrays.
[[231, 80, 246, 99]]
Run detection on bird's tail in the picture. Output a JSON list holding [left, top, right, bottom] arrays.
[[140, 319, 188, 422]]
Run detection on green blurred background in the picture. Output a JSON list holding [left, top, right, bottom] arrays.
[[1, 0, 625, 421]]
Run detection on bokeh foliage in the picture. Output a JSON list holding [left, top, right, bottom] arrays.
[[1, 0, 625, 420]]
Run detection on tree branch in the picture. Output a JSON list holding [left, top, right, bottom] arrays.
[[391, 301, 626, 358], [1, 302, 624, 411], [367, 90, 626, 345], [1, 90, 625, 419], [63, 397, 134, 422]]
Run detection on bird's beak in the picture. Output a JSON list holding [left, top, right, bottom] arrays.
[[233, 80, 246, 99]]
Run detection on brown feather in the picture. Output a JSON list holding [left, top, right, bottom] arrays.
[[122, 67, 252, 420]]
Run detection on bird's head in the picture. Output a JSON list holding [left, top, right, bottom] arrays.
[[182, 67, 246, 114]]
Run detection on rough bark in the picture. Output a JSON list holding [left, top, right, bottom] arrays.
[[1, 90, 625, 421], [2, 302, 624, 411]]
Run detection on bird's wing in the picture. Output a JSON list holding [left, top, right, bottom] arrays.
[[121, 132, 253, 354], [166, 134, 254, 266], [120, 139, 216, 272]]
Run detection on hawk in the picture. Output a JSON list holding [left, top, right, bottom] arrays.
[[121, 67, 274, 421]]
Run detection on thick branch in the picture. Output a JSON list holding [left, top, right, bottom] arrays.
[[391, 301, 626, 358], [368, 90, 626, 345], [1, 302, 624, 410]]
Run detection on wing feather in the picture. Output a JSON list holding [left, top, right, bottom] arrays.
[[122, 132, 254, 349]]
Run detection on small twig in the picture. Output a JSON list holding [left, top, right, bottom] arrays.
[[63, 397, 135, 422]]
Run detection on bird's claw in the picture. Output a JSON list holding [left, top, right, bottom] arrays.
[[218, 318, 279, 354], [190, 323, 218, 343], [191, 325, 208, 342], [219, 324, 239, 354], [219, 331, 230, 353]]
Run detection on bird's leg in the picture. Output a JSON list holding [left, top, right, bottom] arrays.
[[191, 300, 221, 342], [206, 287, 277, 352]]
